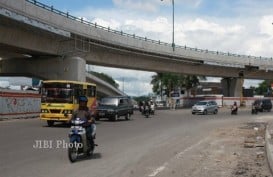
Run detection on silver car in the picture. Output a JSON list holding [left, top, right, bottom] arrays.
[[192, 101, 218, 115]]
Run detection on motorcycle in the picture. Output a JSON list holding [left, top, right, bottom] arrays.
[[143, 105, 150, 118], [231, 105, 238, 115], [68, 118, 96, 163], [251, 104, 258, 114], [150, 103, 155, 115], [139, 101, 145, 115], [140, 105, 144, 114]]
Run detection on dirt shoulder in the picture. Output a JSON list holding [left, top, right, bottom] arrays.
[[197, 121, 272, 177], [217, 122, 271, 177], [147, 121, 273, 177]]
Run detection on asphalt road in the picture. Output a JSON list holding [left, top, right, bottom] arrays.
[[0, 108, 267, 177]]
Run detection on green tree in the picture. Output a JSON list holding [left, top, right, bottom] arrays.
[[255, 80, 272, 96], [133, 96, 150, 103], [151, 73, 205, 97]]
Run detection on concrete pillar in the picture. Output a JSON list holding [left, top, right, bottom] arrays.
[[221, 77, 244, 97], [0, 56, 86, 81]]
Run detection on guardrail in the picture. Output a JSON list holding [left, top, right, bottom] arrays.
[[26, 0, 273, 62]]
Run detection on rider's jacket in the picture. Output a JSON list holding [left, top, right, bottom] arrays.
[[72, 107, 94, 126]]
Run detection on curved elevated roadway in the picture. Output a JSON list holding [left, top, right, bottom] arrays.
[[0, 0, 273, 79], [86, 72, 125, 97]]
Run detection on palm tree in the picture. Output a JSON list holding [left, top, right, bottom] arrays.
[[151, 73, 164, 96], [151, 73, 205, 97]]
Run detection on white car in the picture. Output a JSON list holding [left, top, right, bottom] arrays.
[[192, 101, 218, 115]]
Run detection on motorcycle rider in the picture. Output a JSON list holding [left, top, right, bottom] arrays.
[[69, 95, 96, 153], [139, 101, 143, 113], [150, 100, 155, 115], [144, 100, 151, 114], [231, 101, 238, 115], [251, 102, 259, 114]]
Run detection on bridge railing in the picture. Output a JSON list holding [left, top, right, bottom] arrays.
[[26, 0, 273, 62]]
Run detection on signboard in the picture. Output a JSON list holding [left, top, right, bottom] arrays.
[[171, 91, 181, 100]]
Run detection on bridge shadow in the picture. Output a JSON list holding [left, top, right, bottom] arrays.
[[42, 122, 70, 128], [71, 152, 102, 163], [43, 122, 102, 128], [97, 118, 134, 122]]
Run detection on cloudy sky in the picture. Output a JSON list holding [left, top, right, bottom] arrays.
[[4, 0, 273, 95]]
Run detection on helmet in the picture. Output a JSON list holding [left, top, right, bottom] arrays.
[[79, 96, 88, 102]]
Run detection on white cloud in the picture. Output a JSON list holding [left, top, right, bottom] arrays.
[[161, 0, 203, 8], [244, 79, 263, 88], [193, 0, 202, 8], [88, 65, 155, 96], [184, 18, 226, 34], [125, 17, 169, 33], [116, 80, 153, 96], [113, 0, 158, 12], [92, 18, 121, 29]]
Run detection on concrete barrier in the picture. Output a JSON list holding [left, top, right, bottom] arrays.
[[0, 89, 41, 120], [182, 96, 223, 108]]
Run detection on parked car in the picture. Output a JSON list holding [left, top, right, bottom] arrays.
[[252, 99, 272, 112], [192, 100, 218, 115], [155, 101, 166, 107], [96, 96, 134, 121]]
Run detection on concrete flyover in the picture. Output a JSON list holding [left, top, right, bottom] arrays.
[[1, 0, 273, 79], [1, 0, 273, 97], [86, 72, 125, 97]]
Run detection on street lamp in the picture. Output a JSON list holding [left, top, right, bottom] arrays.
[[161, 0, 175, 51]]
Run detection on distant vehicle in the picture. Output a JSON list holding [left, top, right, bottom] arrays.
[[231, 102, 238, 115], [251, 103, 258, 114], [150, 101, 155, 115], [252, 99, 272, 112], [143, 103, 150, 118], [155, 101, 166, 107], [96, 96, 134, 121], [192, 100, 218, 115]]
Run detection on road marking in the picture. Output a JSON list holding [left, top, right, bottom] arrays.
[[175, 138, 206, 159], [148, 162, 168, 177], [148, 138, 207, 177]]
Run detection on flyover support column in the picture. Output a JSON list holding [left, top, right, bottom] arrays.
[[221, 77, 243, 97], [0, 56, 86, 81]]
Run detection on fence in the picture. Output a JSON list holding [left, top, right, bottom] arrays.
[[0, 89, 41, 119]]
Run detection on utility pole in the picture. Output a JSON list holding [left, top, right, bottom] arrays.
[[161, 0, 175, 51]]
